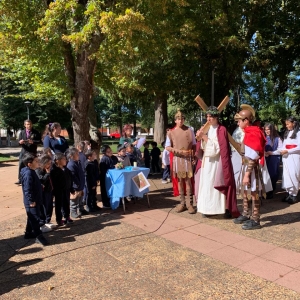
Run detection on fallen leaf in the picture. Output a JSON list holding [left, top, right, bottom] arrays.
[[48, 286, 54, 291]]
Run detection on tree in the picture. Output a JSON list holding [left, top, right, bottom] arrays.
[[0, 70, 72, 133], [0, 75, 28, 131], [0, 0, 141, 145]]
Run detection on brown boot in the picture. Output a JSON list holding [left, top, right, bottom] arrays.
[[185, 190, 196, 214], [176, 203, 187, 213], [187, 204, 196, 214]]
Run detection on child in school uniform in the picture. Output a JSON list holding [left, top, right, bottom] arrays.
[[21, 153, 49, 246], [125, 143, 137, 166], [66, 148, 86, 218], [143, 141, 150, 169], [161, 141, 171, 184], [150, 141, 161, 174], [116, 144, 131, 167], [99, 145, 118, 208], [77, 141, 87, 172], [41, 147, 53, 159], [85, 149, 101, 212], [36, 154, 56, 232], [51, 153, 74, 225]]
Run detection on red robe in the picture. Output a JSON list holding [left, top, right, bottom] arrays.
[[215, 125, 240, 217]]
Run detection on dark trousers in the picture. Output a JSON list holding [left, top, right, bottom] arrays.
[[25, 206, 42, 237], [151, 158, 160, 173], [162, 165, 170, 180], [40, 191, 53, 224], [145, 160, 150, 169], [54, 190, 70, 222], [86, 188, 97, 209], [18, 153, 25, 181], [100, 176, 110, 207]]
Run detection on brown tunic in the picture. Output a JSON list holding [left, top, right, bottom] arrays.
[[167, 125, 193, 179]]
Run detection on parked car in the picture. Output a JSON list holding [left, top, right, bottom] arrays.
[[110, 132, 121, 139]]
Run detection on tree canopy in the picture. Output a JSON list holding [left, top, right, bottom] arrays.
[[0, 0, 300, 143]]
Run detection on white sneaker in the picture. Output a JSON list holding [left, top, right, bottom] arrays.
[[161, 180, 168, 184], [167, 178, 171, 183], [45, 223, 57, 229], [40, 225, 52, 233]]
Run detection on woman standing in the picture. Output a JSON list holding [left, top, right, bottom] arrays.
[[269, 117, 300, 204], [264, 123, 282, 199], [43, 123, 69, 154], [119, 124, 137, 146]]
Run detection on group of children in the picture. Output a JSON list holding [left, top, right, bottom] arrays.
[[21, 141, 103, 246], [21, 139, 170, 246]]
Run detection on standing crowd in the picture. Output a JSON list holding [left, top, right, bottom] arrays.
[[165, 105, 300, 231], [17, 106, 300, 246]]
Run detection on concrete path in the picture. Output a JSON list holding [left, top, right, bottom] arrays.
[[1, 161, 300, 299]]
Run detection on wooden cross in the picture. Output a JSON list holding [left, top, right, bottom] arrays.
[[194, 95, 241, 154]]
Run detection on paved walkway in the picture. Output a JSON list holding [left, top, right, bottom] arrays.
[[1, 161, 300, 299]]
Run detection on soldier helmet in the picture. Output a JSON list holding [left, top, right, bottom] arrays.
[[175, 108, 185, 119], [234, 104, 256, 122]]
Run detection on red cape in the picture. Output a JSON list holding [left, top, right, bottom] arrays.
[[243, 126, 266, 166], [216, 125, 240, 217]]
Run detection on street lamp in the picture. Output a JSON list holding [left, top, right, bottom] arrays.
[[24, 101, 31, 120]]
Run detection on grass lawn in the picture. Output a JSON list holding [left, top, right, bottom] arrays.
[[0, 153, 18, 162], [108, 144, 164, 154]]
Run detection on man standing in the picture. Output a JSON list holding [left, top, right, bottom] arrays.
[[233, 105, 266, 230], [166, 109, 196, 214], [196, 106, 239, 218], [16, 119, 41, 185]]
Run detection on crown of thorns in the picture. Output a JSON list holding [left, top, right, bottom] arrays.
[[206, 106, 219, 116]]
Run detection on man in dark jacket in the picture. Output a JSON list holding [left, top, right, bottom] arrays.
[[21, 153, 49, 246], [16, 119, 41, 184]]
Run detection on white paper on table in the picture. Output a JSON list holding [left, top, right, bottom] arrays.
[[132, 172, 150, 192], [136, 138, 146, 149]]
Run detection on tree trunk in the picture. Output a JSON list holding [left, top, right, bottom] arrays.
[[118, 105, 123, 135], [133, 118, 137, 137], [88, 93, 102, 159], [70, 51, 96, 145], [154, 94, 168, 144]]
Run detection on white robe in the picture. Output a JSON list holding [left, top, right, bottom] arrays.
[[273, 131, 300, 195], [197, 125, 225, 215]]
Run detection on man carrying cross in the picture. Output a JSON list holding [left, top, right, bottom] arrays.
[[196, 106, 239, 218]]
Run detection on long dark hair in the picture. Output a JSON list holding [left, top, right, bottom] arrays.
[[284, 116, 300, 139], [42, 122, 61, 140], [264, 123, 280, 146]]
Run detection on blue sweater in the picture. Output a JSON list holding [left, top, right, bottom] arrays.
[[85, 160, 97, 189], [99, 155, 118, 178], [43, 135, 69, 154], [67, 159, 85, 191], [21, 167, 43, 208]]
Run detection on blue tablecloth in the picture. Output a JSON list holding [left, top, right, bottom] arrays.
[[106, 167, 150, 209]]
